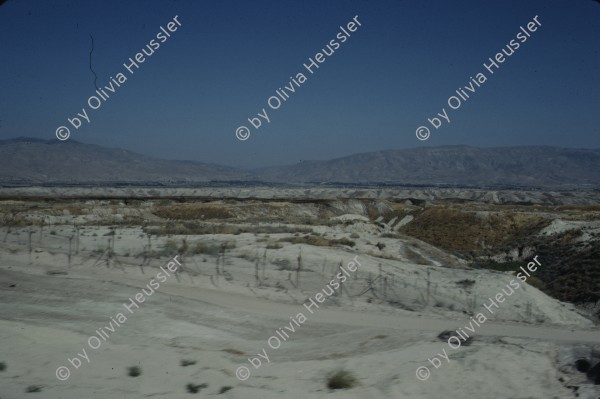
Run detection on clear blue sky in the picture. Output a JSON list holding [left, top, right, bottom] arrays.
[[0, 0, 599, 168]]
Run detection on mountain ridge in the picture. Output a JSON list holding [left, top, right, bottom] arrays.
[[1, 138, 599, 188]]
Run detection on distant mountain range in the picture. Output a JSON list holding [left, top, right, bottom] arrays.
[[0, 138, 250, 184], [1, 138, 599, 188]]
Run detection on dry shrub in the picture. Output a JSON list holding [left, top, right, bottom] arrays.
[[153, 204, 234, 220], [144, 223, 311, 236], [279, 235, 355, 248], [326, 369, 358, 390], [191, 241, 236, 255], [221, 348, 245, 356], [401, 206, 549, 252]]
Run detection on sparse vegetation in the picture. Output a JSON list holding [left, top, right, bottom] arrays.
[[144, 222, 311, 236], [2, 196, 599, 319], [456, 279, 476, 288], [219, 386, 233, 394], [272, 258, 293, 271], [191, 242, 221, 255], [46, 270, 68, 276], [437, 330, 473, 346], [127, 365, 142, 377], [279, 234, 355, 248], [237, 251, 258, 262], [152, 204, 234, 220], [180, 359, 197, 367], [400, 206, 550, 253], [154, 240, 237, 256], [473, 260, 522, 272], [195, 241, 236, 255], [326, 369, 358, 390], [26, 385, 43, 393], [186, 383, 208, 393], [221, 348, 245, 356]]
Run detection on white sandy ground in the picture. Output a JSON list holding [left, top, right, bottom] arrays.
[[0, 224, 599, 399], [539, 219, 600, 243]]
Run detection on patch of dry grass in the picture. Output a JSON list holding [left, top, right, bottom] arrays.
[[400, 206, 550, 253], [221, 348, 245, 356], [144, 222, 311, 236], [152, 204, 234, 220], [279, 235, 355, 247]]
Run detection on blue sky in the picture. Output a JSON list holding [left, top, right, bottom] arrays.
[[0, 0, 599, 168]]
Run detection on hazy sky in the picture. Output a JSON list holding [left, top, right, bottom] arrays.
[[0, 0, 599, 168]]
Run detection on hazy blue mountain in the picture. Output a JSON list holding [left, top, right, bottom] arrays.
[[0, 138, 250, 184], [2, 139, 599, 188]]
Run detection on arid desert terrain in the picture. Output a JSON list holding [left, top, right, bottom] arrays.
[[0, 186, 599, 398]]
